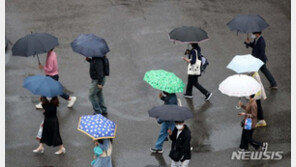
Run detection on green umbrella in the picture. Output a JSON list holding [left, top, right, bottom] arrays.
[[144, 69, 185, 93]]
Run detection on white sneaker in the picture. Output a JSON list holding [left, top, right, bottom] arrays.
[[35, 102, 43, 109], [67, 96, 77, 108]]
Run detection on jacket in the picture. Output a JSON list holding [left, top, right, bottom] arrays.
[[87, 57, 105, 85], [241, 99, 258, 129], [169, 125, 191, 161], [245, 36, 268, 63]]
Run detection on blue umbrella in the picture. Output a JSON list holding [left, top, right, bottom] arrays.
[[78, 114, 117, 140], [71, 34, 110, 57], [227, 54, 264, 73], [23, 75, 64, 97]]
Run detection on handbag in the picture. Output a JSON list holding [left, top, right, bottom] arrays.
[[244, 118, 252, 130], [187, 50, 201, 75], [36, 121, 44, 140]]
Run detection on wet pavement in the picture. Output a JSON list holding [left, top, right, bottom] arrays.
[[5, 0, 290, 166]]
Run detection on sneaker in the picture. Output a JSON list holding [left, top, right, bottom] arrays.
[[150, 148, 163, 154], [262, 142, 268, 152], [205, 92, 212, 101], [102, 112, 108, 116], [256, 120, 267, 128], [35, 102, 43, 109], [238, 149, 245, 153], [269, 85, 278, 89], [183, 94, 193, 99], [67, 96, 77, 108]]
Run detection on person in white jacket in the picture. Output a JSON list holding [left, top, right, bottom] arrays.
[[250, 72, 267, 127]]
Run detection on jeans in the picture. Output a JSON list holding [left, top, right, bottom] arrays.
[[171, 160, 190, 167], [185, 75, 209, 96], [256, 100, 264, 120], [155, 121, 175, 150], [239, 129, 263, 150], [260, 64, 277, 87], [89, 78, 107, 114], [46, 75, 69, 100]]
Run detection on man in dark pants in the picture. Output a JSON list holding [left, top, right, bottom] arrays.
[[245, 32, 278, 89], [86, 56, 108, 115], [183, 43, 212, 101]]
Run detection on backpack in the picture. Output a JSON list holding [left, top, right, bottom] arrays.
[[200, 55, 209, 72], [103, 57, 110, 76]]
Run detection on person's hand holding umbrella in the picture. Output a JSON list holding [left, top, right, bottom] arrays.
[[38, 63, 44, 70], [167, 129, 172, 136]]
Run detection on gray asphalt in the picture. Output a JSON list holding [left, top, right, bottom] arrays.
[[5, 0, 291, 166]]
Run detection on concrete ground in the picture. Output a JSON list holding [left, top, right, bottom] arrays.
[[5, 0, 290, 166]]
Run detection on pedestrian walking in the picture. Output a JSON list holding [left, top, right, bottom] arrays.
[[244, 32, 278, 89], [91, 139, 113, 167], [168, 121, 191, 167], [150, 91, 177, 153], [238, 94, 268, 152], [33, 97, 66, 154], [86, 56, 109, 115], [183, 43, 212, 100], [249, 72, 267, 127], [36, 48, 77, 109]]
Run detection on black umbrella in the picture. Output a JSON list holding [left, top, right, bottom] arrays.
[[71, 34, 110, 57], [12, 32, 59, 63], [227, 14, 269, 33], [148, 105, 193, 121], [169, 26, 209, 44]]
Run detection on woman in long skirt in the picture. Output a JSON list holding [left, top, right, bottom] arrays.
[[33, 97, 66, 154]]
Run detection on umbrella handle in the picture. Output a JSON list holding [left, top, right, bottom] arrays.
[[235, 97, 242, 109], [37, 54, 41, 64]]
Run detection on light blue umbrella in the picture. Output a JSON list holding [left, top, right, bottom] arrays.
[[71, 34, 110, 57], [227, 54, 264, 73], [78, 114, 117, 140], [23, 75, 64, 97]]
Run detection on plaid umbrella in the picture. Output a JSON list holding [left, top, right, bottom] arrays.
[[78, 114, 117, 140], [144, 69, 185, 93]]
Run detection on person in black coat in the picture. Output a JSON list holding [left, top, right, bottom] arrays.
[[33, 97, 66, 155], [245, 32, 277, 89], [86, 56, 109, 115], [168, 121, 191, 167]]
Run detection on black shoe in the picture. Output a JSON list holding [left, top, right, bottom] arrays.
[[164, 137, 168, 141], [205, 92, 212, 101], [150, 148, 163, 153], [269, 85, 278, 89], [102, 112, 108, 116], [183, 94, 193, 98]]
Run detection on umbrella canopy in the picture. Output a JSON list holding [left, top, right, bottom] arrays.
[[12, 33, 58, 57], [227, 14, 269, 33], [143, 69, 185, 93], [226, 54, 264, 73], [71, 34, 110, 57], [148, 105, 193, 121], [169, 26, 209, 43], [78, 114, 117, 140], [23, 75, 64, 97], [219, 74, 261, 97]]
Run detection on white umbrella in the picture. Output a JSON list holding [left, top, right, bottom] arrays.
[[226, 54, 264, 73], [219, 74, 261, 97]]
